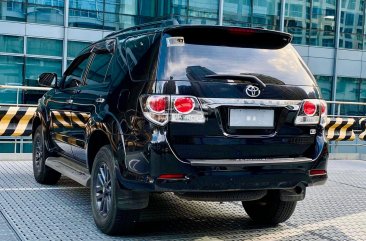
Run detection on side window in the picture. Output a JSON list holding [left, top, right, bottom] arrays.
[[63, 54, 90, 89], [125, 33, 160, 81], [85, 53, 113, 86]]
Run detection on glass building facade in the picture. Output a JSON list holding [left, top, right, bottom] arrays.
[[0, 0, 365, 126]]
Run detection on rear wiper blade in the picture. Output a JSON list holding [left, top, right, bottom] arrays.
[[204, 74, 266, 89]]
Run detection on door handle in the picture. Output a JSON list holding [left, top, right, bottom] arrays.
[[66, 99, 73, 104], [96, 98, 105, 103]]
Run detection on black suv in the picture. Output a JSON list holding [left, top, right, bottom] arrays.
[[33, 21, 328, 235]]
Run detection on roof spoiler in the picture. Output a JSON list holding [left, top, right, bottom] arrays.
[[164, 26, 292, 49]]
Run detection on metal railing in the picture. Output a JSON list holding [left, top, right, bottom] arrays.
[[0, 85, 51, 106]]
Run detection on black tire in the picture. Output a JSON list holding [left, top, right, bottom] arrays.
[[242, 191, 297, 225], [91, 145, 140, 235], [32, 125, 61, 185]]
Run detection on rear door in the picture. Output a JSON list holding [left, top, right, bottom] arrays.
[[49, 53, 91, 157], [156, 27, 320, 161], [69, 41, 114, 163]]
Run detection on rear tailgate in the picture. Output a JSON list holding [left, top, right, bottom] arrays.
[[165, 81, 319, 160], [155, 26, 321, 161]]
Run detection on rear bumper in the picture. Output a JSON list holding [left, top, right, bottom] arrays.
[[116, 118, 329, 192], [118, 135, 328, 192], [118, 166, 328, 193], [153, 170, 327, 192]]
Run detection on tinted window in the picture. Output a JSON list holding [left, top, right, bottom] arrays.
[[64, 54, 90, 88], [125, 33, 160, 81], [157, 34, 315, 86], [86, 53, 113, 85]]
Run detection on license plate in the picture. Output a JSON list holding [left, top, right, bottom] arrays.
[[229, 109, 274, 128]]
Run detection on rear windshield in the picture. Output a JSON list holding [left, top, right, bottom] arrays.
[[157, 34, 316, 86]]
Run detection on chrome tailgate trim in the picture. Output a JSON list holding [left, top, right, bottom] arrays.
[[199, 98, 301, 110], [189, 157, 313, 166]]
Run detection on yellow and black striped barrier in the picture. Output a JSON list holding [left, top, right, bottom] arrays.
[[359, 118, 366, 141], [325, 117, 356, 141], [0, 106, 91, 137], [0, 106, 36, 137]]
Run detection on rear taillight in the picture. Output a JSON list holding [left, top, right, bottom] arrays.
[[174, 97, 194, 114], [147, 96, 167, 113], [140, 95, 205, 126], [295, 99, 326, 126], [140, 95, 170, 125], [303, 100, 317, 116], [319, 100, 327, 127]]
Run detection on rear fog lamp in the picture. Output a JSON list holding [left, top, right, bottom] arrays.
[[309, 169, 327, 176], [158, 174, 186, 180]]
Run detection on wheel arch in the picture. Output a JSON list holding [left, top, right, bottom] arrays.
[[32, 114, 41, 138], [87, 129, 110, 173]]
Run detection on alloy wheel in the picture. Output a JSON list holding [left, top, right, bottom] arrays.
[[95, 163, 112, 217]]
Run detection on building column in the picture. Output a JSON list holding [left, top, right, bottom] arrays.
[[218, 0, 224, 26], [331, 0, 341, 115], [62, 0, 70, 74], [280, 0, 285, 32]]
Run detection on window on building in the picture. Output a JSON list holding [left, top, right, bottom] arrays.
[[309, 0, 336, 47], [340, 0, 363, 49], [172, 0, 188, 18], [188, 0, 219, 24], [223, 0, 252, 27], [0, 55, 24, 86], [0, 56, 24, 104], [69, 0, 103, 29], [27, 0, 64, 25], [0, 35, 24, 54], [252, 0, 280, 29], [103, 13, 139, 31], [336, 77, 366, 115], [27, 37, 63, 57], [223, 0, 280, 29], [25, 57, 62, 86], [314, 75, 333, 100], [67, 41, 91, 58], [0, 0, 26, 22], [284, 0, 310, 45]]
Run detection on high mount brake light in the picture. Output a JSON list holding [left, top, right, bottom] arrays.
[[228, 28, 256, 35], [140, 95, 205, 126]]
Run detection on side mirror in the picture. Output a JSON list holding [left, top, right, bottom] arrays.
[[38, 73, 57, 88]]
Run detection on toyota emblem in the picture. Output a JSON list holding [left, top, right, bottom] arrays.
[[245, 85, 261, 98]]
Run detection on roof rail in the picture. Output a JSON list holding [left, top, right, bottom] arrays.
[[105, 18, 179, 38]]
